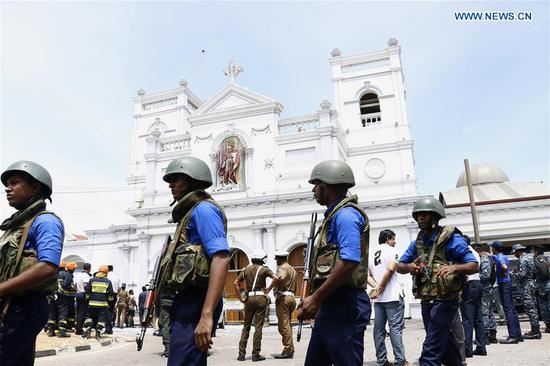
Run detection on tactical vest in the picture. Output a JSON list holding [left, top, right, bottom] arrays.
[[86, 275, 114, 307], [0, 200, 59, 295], [310, 195, 370, 293], [162, 190, 227, 291], [413, 226, 466, 300]]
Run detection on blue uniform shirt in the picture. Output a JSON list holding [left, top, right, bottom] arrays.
[[325, 197, 364, 264], [493, 252, 510, 284], [399, 230, 477, 264], [24, 213, 64, 267], [187, 201, 230, 259]]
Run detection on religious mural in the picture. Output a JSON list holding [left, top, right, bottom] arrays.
[[216, 136, 244, 190]]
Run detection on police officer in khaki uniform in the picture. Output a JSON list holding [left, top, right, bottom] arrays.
[[267, 250, 297, 359], [234, 249, 278, 362]]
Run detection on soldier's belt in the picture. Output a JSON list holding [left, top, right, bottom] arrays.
[[248, 291, 265, 296], [277, 291, 294, 296]]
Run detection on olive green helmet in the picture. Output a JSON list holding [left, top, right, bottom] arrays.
[[308, 160, 355, 187], [412, 197, 446, 220], [163, 156, 213, 189], [1, 160, 53, 198]]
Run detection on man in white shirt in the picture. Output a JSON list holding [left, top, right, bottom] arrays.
[[368, 229, 408, 366], [106, 265, 121, 334], [73, 262, 92, 335]]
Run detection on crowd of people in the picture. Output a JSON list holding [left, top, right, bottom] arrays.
[[0, 158, 548, 366], [45, 261, 139, 339]]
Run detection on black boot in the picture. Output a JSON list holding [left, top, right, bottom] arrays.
[[524, 325, 542, 339], [488, 329, 498, 344], [545, 322, 550, 333]]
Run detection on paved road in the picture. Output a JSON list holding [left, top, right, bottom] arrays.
[[36, 320, 550, 365]]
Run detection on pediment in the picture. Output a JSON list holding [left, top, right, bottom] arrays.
[[194, 84, 276, 115]]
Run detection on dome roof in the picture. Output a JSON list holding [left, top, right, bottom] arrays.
[[456, 163, 509, 188]]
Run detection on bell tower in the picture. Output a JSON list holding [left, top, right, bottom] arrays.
[[330, 38, 417, 198]]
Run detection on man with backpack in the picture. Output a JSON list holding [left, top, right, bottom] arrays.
[[533, 246, 550, 333]]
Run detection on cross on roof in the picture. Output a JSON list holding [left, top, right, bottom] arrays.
[[224, 60, 243, 84]]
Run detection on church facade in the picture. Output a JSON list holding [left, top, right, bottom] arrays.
[[63, 39, 426, 319]]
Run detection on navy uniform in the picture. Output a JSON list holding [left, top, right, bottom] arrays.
[[478, 251, 498, 343], [0, 161, 63, 365], [491, 241, 522, 343], [398, 198, 478, 366], [161, 157, 230, 366], [533, 247, 550, 333], [300, 160, 371, 366], [83, 266, 115, 338], [512, 244, 541, 339]]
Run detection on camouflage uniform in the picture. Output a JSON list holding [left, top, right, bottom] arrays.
[[534, 255, 550, 330], [516, 253, 539, 330], [479, 255, 496, 332], [158, 292, 175, 357]]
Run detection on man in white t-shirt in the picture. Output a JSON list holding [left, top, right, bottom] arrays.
[[73, 262, 92, 335], [368, 229, 408, 366]]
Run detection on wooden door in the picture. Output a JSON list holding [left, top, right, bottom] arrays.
[[224, 248, 249, 324], [288, 243, 306, 323]]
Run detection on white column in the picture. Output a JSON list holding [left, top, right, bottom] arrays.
[[265, 224, 277, 271], [137, 233, 152, 287], [143, 134, 160, 206], [252, 227, 263, 252]]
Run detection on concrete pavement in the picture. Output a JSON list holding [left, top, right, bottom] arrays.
[[35, 320, 550, 365]]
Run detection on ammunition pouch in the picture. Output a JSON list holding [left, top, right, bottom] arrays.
[[163, 243, 210, 291], [311, 243, 338, 290]]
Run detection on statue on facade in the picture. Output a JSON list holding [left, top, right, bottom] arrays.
[[216, 137, 243, 189]]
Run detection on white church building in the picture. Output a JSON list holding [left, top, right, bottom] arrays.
[[62, 39, 550, 321]]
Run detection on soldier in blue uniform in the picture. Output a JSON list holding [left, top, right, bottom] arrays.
[[0, 161, 63, 365], [396, 198, 478, 366], [490, 241, 523, 343], [161, 157, 230, 366], [512, 244, 541, 339], [298, 160, 371, 366]]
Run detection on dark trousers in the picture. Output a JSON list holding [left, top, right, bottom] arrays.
[[57, 294, 73, 330], [304, 287, 371, 366], [460, 280, 486, 353], [84, 306, 110, 331], [420, 299, 462, 366], [0, 294, 49, 366], [75, 293, 88, 331], [168, 288, 223, 366], [497, 282, 521, 338], [46, 296, 59, 330]]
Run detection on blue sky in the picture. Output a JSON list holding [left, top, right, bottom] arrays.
[[1, 1, 548, 233]]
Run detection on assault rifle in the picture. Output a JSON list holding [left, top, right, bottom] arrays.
[[136, 234, 171, 351], [297, 212, 317, 342]]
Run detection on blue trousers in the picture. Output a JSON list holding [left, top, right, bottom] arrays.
[[497, 282, 521, 338], [420, 299, 462, 366], [304, 287, 371, 366], [168, 288, 222, 366], [373, 299, 406, 366], [0, 294, 49, 366], [460, 280, 486, 353]]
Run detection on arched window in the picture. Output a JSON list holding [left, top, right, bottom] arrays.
[[359, 93, 382, 127]]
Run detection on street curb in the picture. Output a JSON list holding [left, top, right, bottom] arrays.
[[35, 337, 119, 358]]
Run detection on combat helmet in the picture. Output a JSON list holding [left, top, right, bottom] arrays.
[[1, 160, 53, 198], [163, 157, 213, 189], [411, 197, 446, 220], [308, 160, 355, 188]]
